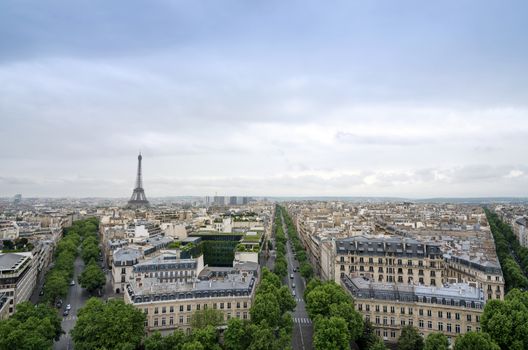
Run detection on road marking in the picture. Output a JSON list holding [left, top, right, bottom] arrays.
[[295, 298, 303, 302], [294, 317, 312, 324]]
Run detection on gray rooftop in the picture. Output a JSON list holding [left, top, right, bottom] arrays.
[[0, 253, 30, 272]]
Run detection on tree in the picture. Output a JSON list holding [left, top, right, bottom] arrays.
[[369, 338, 387, 350], [424, 333, 449, 350], [182, 341, 205, 350], [224, 318, 251, 350], [190, 308, 224, 329], [313, 316, 350, 350], [190, 325, 221, 350], [357, 320, 380, 350], [43, 270, 69, 303], [481, 289, 528, 350], [11, 302, 63, 340], [453, 332, 500, 350], [276, 285, 296, 314], [273, 257, 288, 278], [250, 293, 281, 328], [397, 326, 424, 350], [81, 242, 99, 264], [300, 262, 314, 279], [71, 298, 145, 350], [247, 322, 280, 350], [78, 261, 106, 293], [329, 302, 364, 341]]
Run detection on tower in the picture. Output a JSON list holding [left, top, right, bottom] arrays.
[[127, 152, 150, 208]]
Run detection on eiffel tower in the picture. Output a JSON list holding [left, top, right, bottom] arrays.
[[127, 152, 150, 208]]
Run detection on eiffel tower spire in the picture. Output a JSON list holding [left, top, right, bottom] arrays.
[[127, 152, 150, 208]]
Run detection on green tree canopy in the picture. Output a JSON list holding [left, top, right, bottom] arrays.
[[190, 308, 225, 329], [424, 332, 449, 350], [453, 332, 500, 350], [481, 288, 528, 350], [71, 298, 145, 350], [313, 316, 350, 350], [397, 326, 424, 350], [78, 260, 106, 293], [223, 318, 251, 350]]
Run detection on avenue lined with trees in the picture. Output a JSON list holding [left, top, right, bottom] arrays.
[[484, 208, 528, 290]]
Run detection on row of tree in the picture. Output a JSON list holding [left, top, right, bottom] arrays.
[[42, 221, 85, 303], [78, 219, 106, 294], [278, 206, 313, 279], [272, 208, 289, 279], [484, 208, 528, 290]]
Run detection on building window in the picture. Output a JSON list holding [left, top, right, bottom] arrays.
[[408, 319, 413, 326], [390, 306, 395, 313], [427, 321, 432, 329], [467, 325, 472, 332], [162, 307, 166, 314], [227, 302, 231, 309], [419, 320, 424, 328], [401, 319, 406, 326], [179, 316, 184, 324], [180, 305, 184, 312], [400, 307, 405, 314], [408, 308, 413, 315], [390, 317, 395, 326], [162, 318, 166, 326], [196, 304, 200, 311], [187, 305, 191, 311], [438, 322, 443, 331], [169, 317, 174, 325], [375, 316, 380, 325], [243, 302, 248, 308], [358, 304, 363, 311], [383, 317, 387, 325], [220, 303, 224, 309], [366, 304, 370, 312], [427, 310, 432, 317], [243, 312, 248, 320], [237, 302, 240, 308], [154, 307, 159, 314], [391, 331, 396, 338], [447, 312, 451, 319], [455, 313, 460, 320], [376, 305, 380, 312], [438, 311, 443, 318], [144, 308, 148, 314], [419, 309, 424, 316], [467, 315, 472, 322], [447, 323, 452, 332], [154, 318, 159, 327], [455, 325, 461, 334]]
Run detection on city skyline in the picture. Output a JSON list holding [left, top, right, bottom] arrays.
[[1, 1, 528, 197]]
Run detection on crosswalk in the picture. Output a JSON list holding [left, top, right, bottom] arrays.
[[295, 298, 304, 303], [293, 317, 312, 324]]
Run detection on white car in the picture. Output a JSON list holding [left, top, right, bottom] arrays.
[[66, 304, 71, 310], [70, 280, 75, 286]]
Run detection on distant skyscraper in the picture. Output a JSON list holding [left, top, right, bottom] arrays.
[[127, 153, 150, 208]]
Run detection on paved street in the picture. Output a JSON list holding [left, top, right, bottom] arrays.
[[53, 255, 89, 350], [281, 214, 314, 350]]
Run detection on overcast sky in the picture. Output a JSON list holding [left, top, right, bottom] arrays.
[[1, 1, 528, 198]]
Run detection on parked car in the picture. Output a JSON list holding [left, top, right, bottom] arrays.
[[66, 304, 71, 310], [70, 280, 75, 286], [290, 273, 294, 279], [292, 290, 296, 296], [292, 283, 296, 289], [63, 309, 69, 316], [56, 299, 63, 308]]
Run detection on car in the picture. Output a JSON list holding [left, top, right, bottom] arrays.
[[292, 290, 296, 296], [66, 304, 71, 310], [290, 273, 294, 279], [292, 283, 296, 288], [70, 280, 75, 286], [39, 289, 44, 296], [63, 310, 69, 316], [56, 300, 63, 308]]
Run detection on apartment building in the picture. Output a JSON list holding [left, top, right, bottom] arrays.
[[342, 275, 484, 345], [333, 236, 445, 286], [0, 252, 36, 315], [124, 261, 258, 333]]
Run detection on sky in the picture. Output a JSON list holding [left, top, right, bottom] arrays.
[[1, 0, 528, 198]]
